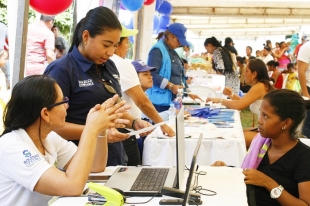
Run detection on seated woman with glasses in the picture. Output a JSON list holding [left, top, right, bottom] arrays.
[[0, 75, 130, 205], [44, 6, 152, 166]]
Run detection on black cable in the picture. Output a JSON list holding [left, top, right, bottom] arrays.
[[191, 171, 217, 196], [125, 189, 161, 204]]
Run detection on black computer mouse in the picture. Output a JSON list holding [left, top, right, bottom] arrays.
[[111, 188, 126, 202]]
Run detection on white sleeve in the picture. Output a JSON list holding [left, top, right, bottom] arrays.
[[298, 43, 310, 64], [118, 59, 140, 92], [48, 132, 77, 169], [0, 142, 51, 191]]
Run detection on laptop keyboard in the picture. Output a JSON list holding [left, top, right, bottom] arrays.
[[130, 168, 169, 191]]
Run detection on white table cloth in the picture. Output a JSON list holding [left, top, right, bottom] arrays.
[[51, 166, 248, 206], [142, 110, 246, 167]]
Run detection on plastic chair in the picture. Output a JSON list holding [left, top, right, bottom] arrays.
[[188, 85, 217, 98]]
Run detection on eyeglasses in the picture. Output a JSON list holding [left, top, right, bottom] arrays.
[[101, 81, 122, 104], [46, 97, 69, 109]]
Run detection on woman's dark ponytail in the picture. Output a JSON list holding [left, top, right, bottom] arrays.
[[69, 18, 84, 53]]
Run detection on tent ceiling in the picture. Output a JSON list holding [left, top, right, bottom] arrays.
[[168, 0, 310, 39]]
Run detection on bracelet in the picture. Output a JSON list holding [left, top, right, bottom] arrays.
[[98, 129, 109, 138], [131, 118, 139, 130], [168, 83, 174, 90]]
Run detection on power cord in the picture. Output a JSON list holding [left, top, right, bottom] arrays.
[[191, 171, 217, 196], [125, 189, 161, 204]]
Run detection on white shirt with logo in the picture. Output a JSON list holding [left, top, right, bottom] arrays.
[[0, 129, 77, 206], [110, 54, 142, 118]]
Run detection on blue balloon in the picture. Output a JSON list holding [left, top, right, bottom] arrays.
[[157, 1, 173, 15], [129, 36, 134, 44], [158, 15, 170, 30], [155, 0, 163, 11], [121, 0, 143, 11], [153, 15, 159, 31]]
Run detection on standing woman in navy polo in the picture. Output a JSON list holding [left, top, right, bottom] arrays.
[[44, 7, 151, 166], [147, 23, 202, 112]]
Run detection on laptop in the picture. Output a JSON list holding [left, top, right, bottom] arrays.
[[182, 134, 202, 206], [104, 106, 186, 196]]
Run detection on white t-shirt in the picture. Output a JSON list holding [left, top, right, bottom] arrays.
[[0, 129, 77, 206], [110, 54, 142, 117], [298, 41, 310, 88], [263, 53, 274, 65]]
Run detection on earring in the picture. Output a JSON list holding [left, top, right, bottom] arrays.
[[282, 126, 286, 130], [84, 42, 87, 45], [45, 121, 53, 129]]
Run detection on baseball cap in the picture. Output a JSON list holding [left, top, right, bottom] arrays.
[[167, 23, 189, 46], [121, 25, 138, 37], [132, 60, 157, 72]]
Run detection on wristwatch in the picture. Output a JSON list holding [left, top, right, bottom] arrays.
[[270, 185, 284, 199]]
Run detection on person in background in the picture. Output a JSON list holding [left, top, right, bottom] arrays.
[[55, 45, 65, 59], [213, 89, 310, 206], [44, 7, 152, 166], [204, 36, 240, 95], [238, 56, 251, 93], [265, 40, 272, 50], [244, 46, 255, 64], [147, 23, 202, 112], [284, 63, 300, 92], [207, 59, 273, 148], [181, 58, 193, 85], [0, 49, 8, 93], [294, 35, 308, 62], [26, 15, 55, 76], [298, 40, 310, 138], [256, 50, 263, 60], [272, 41, 291, 72], [262, 46, 274, 65], [51, 25, 68, 56], [0, 75, 130, 205], [111, 25, 174, 165], [224, 37, 238, 55], [267, 60, 283, 89]]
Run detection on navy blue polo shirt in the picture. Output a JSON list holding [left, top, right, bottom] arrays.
[[44, 46, 122, 125]]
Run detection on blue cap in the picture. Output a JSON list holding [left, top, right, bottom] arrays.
[[167, 23, 189, 46], [132, 60, 157, 72]]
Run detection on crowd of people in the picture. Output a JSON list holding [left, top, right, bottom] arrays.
[[0, 5, 310, 206]]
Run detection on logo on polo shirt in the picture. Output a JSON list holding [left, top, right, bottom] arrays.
[[79, 79, 94, 87], [23, 150, 42, 167]]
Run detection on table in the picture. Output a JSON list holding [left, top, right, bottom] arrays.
[[142, 110, 246, 167], [51, 166, 248, 206]]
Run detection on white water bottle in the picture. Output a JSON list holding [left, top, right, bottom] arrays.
[[174, 89, 183, 110], [168, 103, 177, 121]]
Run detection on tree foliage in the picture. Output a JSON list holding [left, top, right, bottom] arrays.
[[0, 0, 74, 41]]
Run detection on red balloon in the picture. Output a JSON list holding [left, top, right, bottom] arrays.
[[144, 0, 155, 5], [30, 0, 73, 15]]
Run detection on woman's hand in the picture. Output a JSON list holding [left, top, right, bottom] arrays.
[[160, 124, 175, 137], [86, 95, 130, 135], [211, 161, 227, 166], [223, 87, 233, 96], [107, 128, 130, 143], [243, 168, 273, 187], [133, 119, 153, 136], [171, 84, 183, 95], [206, 97, 221, 103], [188, 93, 204, 101]]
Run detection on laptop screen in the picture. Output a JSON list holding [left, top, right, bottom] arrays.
[[182, 134, 202, 206], [175, 106, 185, 189]]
